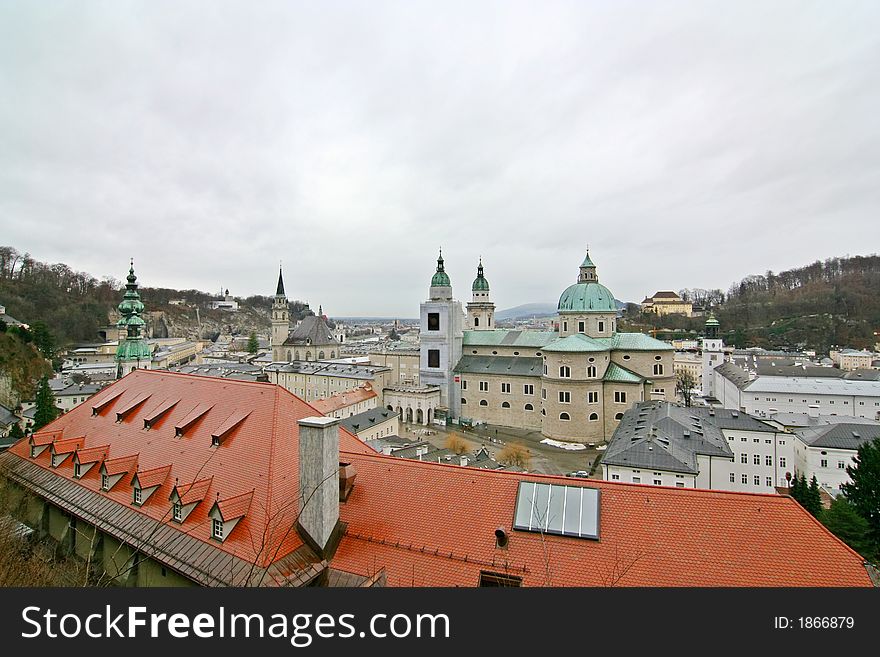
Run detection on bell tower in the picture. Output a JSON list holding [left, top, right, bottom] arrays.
[[271, 265, 290, 361], [466, 258, 495, 331]]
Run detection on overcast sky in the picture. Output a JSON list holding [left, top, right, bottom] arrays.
[[1, 1, 878, 316]]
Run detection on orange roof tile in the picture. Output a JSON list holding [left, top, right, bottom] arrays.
[[331, 453, 874, 587], [30, 430, 62, 447], [143, 397, 180, 428], [214, 490, 254, 521], [8, 369, 373, 568], [75, 445, 110, 464], [211, 409, 251, 444], [102, 454, 138, 476], [173, 477, 212, 506], [312, 384, 377, 415], [115, 391, 152, 421], [51, 437, 85, 455], [134, 464, 171, 490], [90, 388, 125, 416]]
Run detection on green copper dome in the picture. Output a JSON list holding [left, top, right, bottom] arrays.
[[558, 282, 617, 313], [705, 312, 720, 327], [472, 259, 489, 292], [115, 261, 152, 364], [431, 249, 451, 287]]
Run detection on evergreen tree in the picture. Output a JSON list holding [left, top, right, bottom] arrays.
[[31, 321, 55, 359], [8, 422, 24, 442], [33, 375, 59, 431], [790, 472, 804, 504], [841, 438, 880, 547], [246, 331, 259, 354], [806, 475, 823, 518], [821, 497, 876, 561]]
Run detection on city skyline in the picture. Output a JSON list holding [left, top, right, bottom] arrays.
[[2, 1, 879, 315]]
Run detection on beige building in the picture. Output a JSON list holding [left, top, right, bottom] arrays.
[[422, 251, 676, 443], [340, 344, 421, 385], [270, 268, 340, 362], [311, 383, 379, 418], [641, 291, 693, 317], [835, 349, 877, 371], [263, 361, 392, 405], [674, 351, 703, 388]]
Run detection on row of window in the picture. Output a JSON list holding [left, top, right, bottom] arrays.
[[462, 382, 624, 404], [754, 396, 879, 407], [739, 454, 778, 466], [460, 399, 624, 421], [818, 459, 847, 469], [561, 319, 613, 333], [729, 473, 775, 487]]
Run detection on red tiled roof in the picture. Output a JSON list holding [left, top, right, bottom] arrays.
[[8, 369, 373, 568], [134, 464, 171, 490], [214, 490, 254, 521], [75, 445, 110, 464], [143, 397, 180, 428], [331, 453, 873, 587], [91, 388, 124, 415], [651, 291, 682, 299], [115, 391, 152, 420], [211, 409, 251, 444], [51, 437, 85, 455], [174, 477, 212, 505], [102, 454, 138, 476], [30, 430, 62, 447], [312, 384, 377, 415]]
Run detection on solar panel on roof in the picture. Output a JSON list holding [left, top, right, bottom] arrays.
[[513, 481, 600, 540]]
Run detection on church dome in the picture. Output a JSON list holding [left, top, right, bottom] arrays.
[[471, 259, 489, 292], [557, 282, 617, 313], [431, 250, 451, 287]]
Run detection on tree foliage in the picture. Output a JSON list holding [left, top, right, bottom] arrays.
[[246, 331, 259, 354], [497, 443, 531, 469], [821, 497, 876, 561], [33, 375, 59, 431], [445, 433, 469, 455], [841, 438, 880, 547]]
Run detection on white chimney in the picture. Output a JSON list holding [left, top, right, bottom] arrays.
[[459, 455, 468, 467], [298, 416, 340, 556]]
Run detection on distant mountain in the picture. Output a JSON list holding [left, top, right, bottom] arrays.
[[497, 300, 627, 321]]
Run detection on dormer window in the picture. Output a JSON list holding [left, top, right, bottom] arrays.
[[212, 519, 224, 540], [74, 463, 81, 478], [133, 487, 143, 505], [172, 502, 182, 522], [101, 473, 110, 491]]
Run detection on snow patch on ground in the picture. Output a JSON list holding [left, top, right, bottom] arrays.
[[540, 438, 587, 451]]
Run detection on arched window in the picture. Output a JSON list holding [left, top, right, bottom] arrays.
[[524, 403, 534, 411], [541, 409, 546, 416], [305, 351, 311, 360], [587, 366, 597, 378], [559, 412, 570, 421], [330, 351, 335, 358], [653, 363, 664, 375], [615, 412, 624, 420], [387, 405, 394, 411], [318, 351, 325, 359], [559, 366, 571, 378], [294, 351, 300, 360], [543, 364, 548, 375], [589, 413, 598, 421], [287, 350, 292, 361], [501, 402, 510, 408], [474, 317, 480, 327], [480, 400, 488, 406], [461, 398, 467, 405]]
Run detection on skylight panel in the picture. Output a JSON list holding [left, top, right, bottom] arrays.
[[513, 481, 600, 540]]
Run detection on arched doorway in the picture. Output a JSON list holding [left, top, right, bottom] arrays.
[[406, 408, 413, 423], [387, 405, 394, 411], [416, 408, 424, 424], [427, 408, 433, 424]]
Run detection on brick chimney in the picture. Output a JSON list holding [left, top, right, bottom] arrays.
[[297, 416, 341, 558]]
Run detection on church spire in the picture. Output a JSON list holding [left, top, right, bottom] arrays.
[[431, 248, 451, 288], [276, 264, 285, 297], [115, 260, 152, 377], [578, 247, 598, 283]]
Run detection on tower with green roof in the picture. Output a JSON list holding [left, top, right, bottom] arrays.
[[702, 311, 724, 397], [466, 258, 495, 331], [420, 249, 463, 417], [556, 249, 619, 339], [115, 260, 153, 378]]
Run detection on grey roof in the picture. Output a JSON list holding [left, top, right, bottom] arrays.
[[713, 362, 753, 389], [265, 361, 390, 379], [55, 384, 103, 397], [283, 315, 339, 347], [755, 364, 844, 378], [453, 355, 542, 377], [768, 413, 880, 429], [745, 376, 880, 396], [795, 423, 880, 450], [843, 369, 880, 381], [0, 404, 16, 428], [603, 401, 739, 474], [339, 408, 398, 434]]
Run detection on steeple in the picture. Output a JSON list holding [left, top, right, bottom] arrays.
[[115, 260, 152, 377], [472, 257, 490, 292], [276, 265, 285, 297], [431, 248, 451, 288], [578, 247, 598, 283], [704, 311, 720, 339]]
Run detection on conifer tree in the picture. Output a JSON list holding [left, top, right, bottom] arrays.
[[247, 331, 259, 354], [33, 375, 59, 431], [806, 475, 823, 518]]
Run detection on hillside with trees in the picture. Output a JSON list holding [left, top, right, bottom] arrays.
[[622, 254, 880, 353], [0, 246, 313, 348]]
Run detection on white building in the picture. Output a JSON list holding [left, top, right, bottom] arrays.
[[793, 422, 880, 495], [713, 363, 880, 421], [602, 402, 793, 493]]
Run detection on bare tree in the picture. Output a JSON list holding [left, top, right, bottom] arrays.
[[675, 370, 697, 407]]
